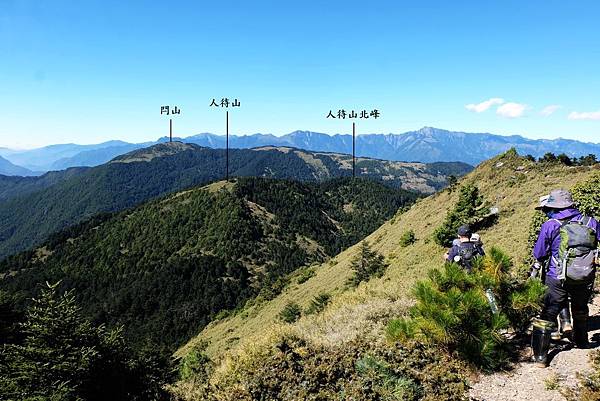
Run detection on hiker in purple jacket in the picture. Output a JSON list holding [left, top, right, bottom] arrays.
[[530, 189, 600, 367]]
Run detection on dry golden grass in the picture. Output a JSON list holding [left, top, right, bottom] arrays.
[[175, 152, 600, 382]]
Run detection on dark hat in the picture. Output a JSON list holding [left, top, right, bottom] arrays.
[[457, 225, 472, 237], [535, 189, 574, 210]]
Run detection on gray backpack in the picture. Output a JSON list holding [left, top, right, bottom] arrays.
[[552, 216, 598, 281]]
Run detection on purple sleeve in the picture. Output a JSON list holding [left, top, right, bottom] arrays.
[[533, 221, 556, 261]]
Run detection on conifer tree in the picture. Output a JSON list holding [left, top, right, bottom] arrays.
[[386, 248, 545, 371], [347, 241, 388, 287], [0, 282, 172, 401], [433, 184, 488, 247]]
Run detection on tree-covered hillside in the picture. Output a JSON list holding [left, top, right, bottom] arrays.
[[0, 177, 417, 350], [0, 167, 89, 201], [0, 142, 469, 260], [173, 151, 600, 401]]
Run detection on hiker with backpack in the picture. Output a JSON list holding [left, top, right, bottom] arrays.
[[446, 226, 501, 313], [444, 224, 485, 272], [530, 195, 574, 342], [530, 189, 600, 367]]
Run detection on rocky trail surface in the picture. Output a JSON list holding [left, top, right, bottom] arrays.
[[470, 297, 600, 401]]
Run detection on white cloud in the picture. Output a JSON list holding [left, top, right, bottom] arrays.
[[540, 105, 561, 116], [568, 110, 600, 121], [496, 102, 527, 118], [465, 97, 505, 113]]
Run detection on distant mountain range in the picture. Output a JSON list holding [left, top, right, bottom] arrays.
[[0, 155, 36, 176], [1, 127, 599, 175], [0, 142, 470, 260], [0, 140, 147, 172]]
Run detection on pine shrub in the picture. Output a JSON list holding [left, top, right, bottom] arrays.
[[179, 340, 212, 382], [0, 282, 172, 401], [347, 241, 389, 287], [572, 172, 600, 219], [433, 184, 489, 247], [523, 210, 547, 267], [446, 175, 459, 192], [296, 267, 316, 284], [386, 248, 544, 371], [305, 293, 331, 315], [399, 229, 417, 247], [279, 302, 302, 323]]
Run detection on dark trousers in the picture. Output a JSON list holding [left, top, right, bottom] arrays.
[[540, 276, 592, 324]]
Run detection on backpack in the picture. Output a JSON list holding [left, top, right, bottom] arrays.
[[453, 241, 484, 272], [551, 216, 598, 282]]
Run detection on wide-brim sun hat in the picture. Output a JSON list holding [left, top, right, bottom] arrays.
[[535, 195, 549, 210], [535, 189, 574, 209]]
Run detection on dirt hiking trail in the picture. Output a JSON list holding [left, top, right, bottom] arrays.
[[470, 297, 600, 401]]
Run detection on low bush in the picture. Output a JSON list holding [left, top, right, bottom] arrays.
[[296, 267, 316, 284], [208, 335, 468, 401], [523, 210, 547, 268], [347, 241, 389, 288], [305, 293, 331, 315], [179, 341, 212, 382], [446, 175, 459, 192], [279, 302, 302, 323], [386, 248, 545, 371], [399, 229, 417, 247], [572, 172, 600, 219]]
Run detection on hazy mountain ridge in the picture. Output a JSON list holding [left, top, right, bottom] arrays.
[[0, 140, 143, 172], [2, 127, 598, 174], [0, 156, 36, 176]]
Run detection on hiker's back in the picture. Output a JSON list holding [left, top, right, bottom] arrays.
[[453, 241, 484, 271], [552, 215, 598, 282]]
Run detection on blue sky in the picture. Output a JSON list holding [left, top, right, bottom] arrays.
[[1, 0, 599, 148]]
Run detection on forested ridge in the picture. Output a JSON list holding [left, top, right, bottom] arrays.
[[0, 176, 417, 351], [0, 143, 470, 261]]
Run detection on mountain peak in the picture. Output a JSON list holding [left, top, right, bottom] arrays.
[[111, 142, 199, 163], [416, 127, 449, 135], [288, 130, 326, 138]]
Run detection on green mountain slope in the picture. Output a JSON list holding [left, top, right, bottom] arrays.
[[0, 167, 89, 201], [0, 142, 470, 260], [174, 151, 600, 399], [0, 177, 417, 350]]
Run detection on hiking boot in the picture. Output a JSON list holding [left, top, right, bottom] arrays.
[[531, 319, 553, 367], [559, 308, 573, 339], [550, 330, 562, 341], [573, 318, 589, 348], [551, 309, 573, 341], [561, 322, 573, 339]]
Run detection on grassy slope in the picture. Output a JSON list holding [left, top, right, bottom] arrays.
[[177, 152, 600, 363]]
